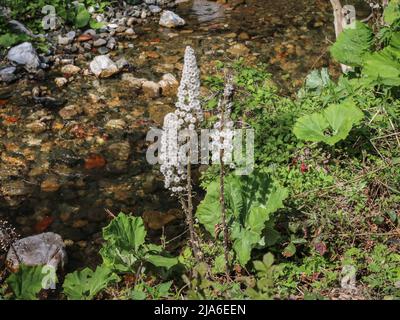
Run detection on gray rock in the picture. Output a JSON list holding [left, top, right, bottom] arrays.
[[66, 31, 76, 41], [6, 232, 67, 272], [0, 66, 17, 82], [97, 47, 109, 55], [58, 35, 71, 45], [107, 37, 116, 50], [149, 5, 162, 14], [89, 55, 119, 78], [7, 42, 40, 72], [159, 10, 186, 28], [93, 38, 107, 47], [116, 57, 129, 69]]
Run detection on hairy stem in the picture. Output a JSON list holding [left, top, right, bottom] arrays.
[[185, 149, 202, 263]]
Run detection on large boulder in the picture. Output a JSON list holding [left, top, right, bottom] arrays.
[[7, 42, 40, 72], [159, 10, 186, 28], [89, 55, 120, 78], [6, 232, 67, 272]]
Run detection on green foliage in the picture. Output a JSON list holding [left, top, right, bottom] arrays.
[[196, 172, 288, 266], [245, 253, 280, 299], [384, 0, 400, 25], [100, 213, 178, 273], [303, 68, 332, 94], [362, 33, 400, 86], [0, 33, 29, 48], [183, 263, 245, 300], [293, 100, 364, 145], [63, 265, 120, 300], [6, 265, 47, 300], [74, 4, 91, 28], [130, 281, 173, 300], [330, 21, 374, 67], [344, 245, 400, 298]]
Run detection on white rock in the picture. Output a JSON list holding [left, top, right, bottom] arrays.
[[105, 119, 127, 130], [7, 42, 40, 72], [149, 5, 162, 14], [89, 55, 119, 78], [61, 64, 81, 75], [55, 77, 68, 88], [121, 73, 146, 89], [159, 10, 186, 28], [159, 73, 179, 97], [142, 80, 161, 98], [6, 232, 67, 272]]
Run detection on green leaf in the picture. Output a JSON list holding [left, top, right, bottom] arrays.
[[131, 290, 147, 300], [102, 213, 146, 252], [212, 254, 227, 274], [6, 265, 46, 300], [145, 254, 178, 269], [89, 19, 105, 29], [330, 21, 373, 67], [100, 243, 139, 272], [101, 214, 177, 271], [195, 181, 222, 237], [263, 253, 274, 268], [196, 172, 287, 267], [293, 100, 364, 145], [362, 45, 400, 86], [63, 265, 120, 300], [305, 68, 331, 93], [75, 5, 91, 29], [282, 243, 297, 258], [384, 0, 400, 25], [232, 228, 261, 266]]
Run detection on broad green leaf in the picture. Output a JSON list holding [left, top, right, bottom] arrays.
[[232, 228, 261, 266], [384, 0, 400, 25], [63, 265, 119, 300], [100, 243, 139, 272], [362, 46, 400, 86], [305, 68, 331, 92], [195, 181, 222, 237], [145, 254, 178, 269], [330, 21, 373, 67], [196, 172, 287, 267], [6, 265, 46, 300], [293, 100, 364, 145], [102, 213, 146, 252], [75, 5, 91, 28]]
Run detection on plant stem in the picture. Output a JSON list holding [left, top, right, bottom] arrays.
[[219, 149, 230, 276], [185, 148, 202, 263]]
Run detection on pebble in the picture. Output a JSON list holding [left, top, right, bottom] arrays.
[[55, 77, 68, 88], [108, 141, 131, 161], [105, 119, 127, 130], [58, 104, 82, 120], [142, 80, 161, 98], [61, 64, 81, 75]]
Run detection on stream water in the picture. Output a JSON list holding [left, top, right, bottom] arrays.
[[0, 0, 337, 269]]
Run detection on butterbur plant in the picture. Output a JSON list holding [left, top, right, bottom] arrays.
[[160, 46, 203, 262], [210, 75, 236, 274]]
